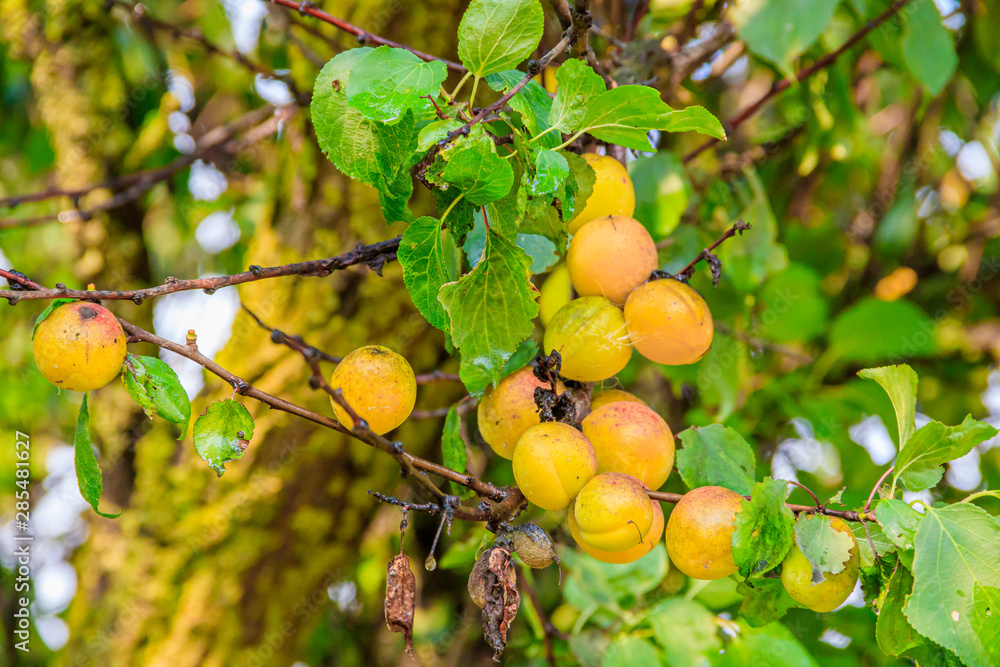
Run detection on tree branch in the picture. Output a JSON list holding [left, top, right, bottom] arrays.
[[683, 0, 918, 164], [266, 0, 466, 72]]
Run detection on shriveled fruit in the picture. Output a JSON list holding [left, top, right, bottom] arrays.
[[582, 402, 675, 490], [567, 499, 664, 564], [33, 302, 127, 392], [573, 472, 655, 552], [510, 523, 559, 568], [624, 278, 713, 365], [468, 547, 516, 608], [539, 264, 573, 327], [590, 388, 647, 411], [665, 486, 743, 580], [567, 216, 658, 305], [781, 518, 860, 612], [329, 345, 416, 435], [478, 367, 565, 459], [543, 296, 632, 382], [512, 422, 597, 511], [567, 154, 635, 234]]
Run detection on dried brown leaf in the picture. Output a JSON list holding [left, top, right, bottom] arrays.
[[385, 553, 416, 657], [482, 547, 520, 661]]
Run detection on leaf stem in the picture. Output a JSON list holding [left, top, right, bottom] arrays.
[[440, 193, 465, 227], [449, 71, 472, 101], [959, 490, 1000, 504], [550, 130, 584, 151], [864, 466, 894, 514], [529, 125, 560, 143], [468, 75, 481, 108]]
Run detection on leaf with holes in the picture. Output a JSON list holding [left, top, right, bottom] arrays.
[[731, 478, 795, 579], [549, 58, 606, 133], [121, 354, 191, 439], [876, 499, 924, 550], [794, 513, 856, 581], [193, 399, 254, 477], [346, 46, 448, 124]]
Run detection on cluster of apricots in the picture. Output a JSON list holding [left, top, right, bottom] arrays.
[[541, 154, 715, 382]]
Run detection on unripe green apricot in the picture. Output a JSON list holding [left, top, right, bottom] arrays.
[[543, 296, 632, 382], [665, 486, 743, 580], [512, 422, 597, 511], [780, 518, 860, 612], [573, 472, 655, 552], [477, 366, 565, 459], [582, 402, 675, 491]]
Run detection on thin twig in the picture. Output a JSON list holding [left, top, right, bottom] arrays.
[[788, 480, 823, 509], [683, 0, 918, 163], [647, 490, 876, 522], [267, 0, 466, 72], [863, 466, 894, 513]]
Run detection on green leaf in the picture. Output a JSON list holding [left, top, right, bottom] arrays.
[[558, 151, 595, 224], [484, 71, 558, 148], [629, 152, 690, 239], [737, 578, 802, 627], [676, 425, 756, 495], [851, 520, 897, 568], [312, 49, 416, 223], [876, 564, 924, 657], [459, 337, 538, 399], [439, 231, 538, 392], [549, 58, 606, 133], [716, 169, 789, 291], [193, 399, 254, 477], [971, 585, 1000, 665], [516, 234, 558, 274], [732, 0, 840, 76], [659, 106, 726, 139], [894, 416, 998, 492], [904, 503, 1000, 667], [648, 598, 721, 662], [755, 265, 829, 343], [457, 0, 544, 78], [876, 499, 924, 550], [441, 407, 468, 496], [417, 118, 463, 152], [828, 298, 936, 364], [604, 638, 662, 667], [345, 46, 448, 124], [398, 216, 450, 331], [732, 478, 796, 579], [900, 0, 958, 95], [794, 514, 856, 580], [32, 298, 76, 338], [575, 85, 669, 150], [530, 149, 569, 197], [121, 354, 192, 439], [74, 394, 120, 519], [713, 622, 817, 667], [857, 364, 919, 447], [442, 129, 514, 205]]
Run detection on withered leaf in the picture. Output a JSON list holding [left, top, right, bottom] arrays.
[[482, 547, 520, 661], [385, 553, 416, 657]]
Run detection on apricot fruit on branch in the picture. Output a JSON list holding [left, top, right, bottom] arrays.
[[590, 388, 647, 411], [567, 154, 635, 235], [572, 472, 656, 552], [567, 499, 664, 564], [582, 402, 675, 491], [538, 264, 573, 327], [328, 345, 416, 435], [32, 301, 127, 392], [665, 485, 743, 580], [567, 215, 658, 305], [512, 422, 597, 511], [624, 278, 714, 365], [478, 366, 565, 459], [543, 296, 632, 382], [780, 518, 860, 612]]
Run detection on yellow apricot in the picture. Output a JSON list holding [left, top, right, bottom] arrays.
[[33, 302, 127, 392], [568, 154, 636, 234], [665, 486, 743, 580], [573, 472, 655, 552], [478, 366, 565, 459], [538, 264, 573, 327], [590, 388, 647, 411], [624, 278, 713, 365], [582, 402, 675, 490], [329, 345, 416, 435], [781, 518, 860, 612], [567, 499, 664, 564], [543, 296, 632, 382], [567, 216, 658, 305], [512, 422, 597, 511]]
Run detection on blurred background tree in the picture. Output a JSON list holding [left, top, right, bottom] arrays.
[[1, 0, 999, 665]]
